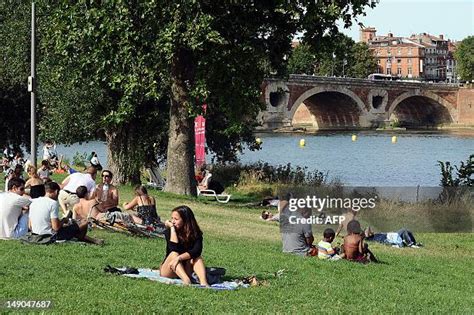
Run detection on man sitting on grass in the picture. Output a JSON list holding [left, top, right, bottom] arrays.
[[281, 208, 315, 256], [0, 178, 31, 239], [343, 220, 377, 263], [93, 170, 120, 213], [79, 184, 134, 225], [29, 182, 104, 245]]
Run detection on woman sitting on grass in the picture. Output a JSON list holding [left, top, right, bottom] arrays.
[[123, 185, 160, 225], [25, 166, 45, 199], [159, 205, 209, 286]]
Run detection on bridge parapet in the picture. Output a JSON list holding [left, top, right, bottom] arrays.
[[266, 74, 461, 90]]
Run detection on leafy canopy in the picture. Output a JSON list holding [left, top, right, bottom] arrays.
[[38, 1, 377, 163], [454, 36, 474, 81], [288, 33, 377, 78], [0, 1, 32, 151]]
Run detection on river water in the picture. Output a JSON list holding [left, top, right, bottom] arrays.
[[53, 131, 473, 187]]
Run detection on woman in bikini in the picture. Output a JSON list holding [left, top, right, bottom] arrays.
[[123, 185, 160, 225]]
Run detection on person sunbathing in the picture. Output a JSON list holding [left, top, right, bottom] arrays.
[[25, 166, 45, 199], [197, 166, 211, 191], [123, 185, 160, 225], [159, 205, 209, 286], [261, 210, 278, 221], [364, 226, 422, 248], [343, 220, 377, 263], [73, 186, 100, 221]]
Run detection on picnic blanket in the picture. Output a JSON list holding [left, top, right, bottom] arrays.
[[114, 267, 249, 291]]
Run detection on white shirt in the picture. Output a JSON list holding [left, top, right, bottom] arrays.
[[0, 192, 32, 239], [42, 145, 57, 160], [29, 196, 59, 235], [63, 173, 96, 195], [42, 146, 51, 160]]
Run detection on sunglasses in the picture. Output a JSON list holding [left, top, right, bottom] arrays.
[[102, 174, 111, 178]]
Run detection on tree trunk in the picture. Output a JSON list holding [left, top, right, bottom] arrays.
[[105, 125, 142, 185], [164, 48, 196, 196]]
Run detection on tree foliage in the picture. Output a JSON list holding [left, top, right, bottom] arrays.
[[3, 0, 377, 193], [346, 42, 378, 78], [288, 33, 377, 78], [37, 1, 172, 183], [454, 36, 474, 81], [0, 1, 31, 151], [287, 44, 316, 75]]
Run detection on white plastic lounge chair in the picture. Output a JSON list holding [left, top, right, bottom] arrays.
[[146, 166, 166, 190], [197, 173, 231, 203]]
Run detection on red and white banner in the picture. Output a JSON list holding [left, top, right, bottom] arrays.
[[194, 104, 207, 167]]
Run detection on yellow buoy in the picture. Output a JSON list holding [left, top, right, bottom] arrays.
[[256, 138, 262, 145], [351, 134, 357, 142], [391, 136, 397, 143], [299, 139, 306, 147]]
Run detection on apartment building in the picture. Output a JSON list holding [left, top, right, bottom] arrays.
[[360, 27, 456, 82]]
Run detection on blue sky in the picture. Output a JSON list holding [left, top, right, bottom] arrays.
[[340, 0, 473, 42]]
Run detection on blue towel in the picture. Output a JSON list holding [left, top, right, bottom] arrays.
[[120, 268, 249, 291]]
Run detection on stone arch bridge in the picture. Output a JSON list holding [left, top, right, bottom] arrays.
[[260, 75, 474, 130]]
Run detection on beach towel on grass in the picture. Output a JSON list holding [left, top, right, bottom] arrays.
[[116, 268, 249, 291]]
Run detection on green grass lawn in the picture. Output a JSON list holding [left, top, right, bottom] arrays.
[[1, 176, 473, 313]]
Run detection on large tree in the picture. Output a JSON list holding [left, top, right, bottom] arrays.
[[454, 36, 474, 81], [0, 1, 31, 152], [36, 1, 376, 194]]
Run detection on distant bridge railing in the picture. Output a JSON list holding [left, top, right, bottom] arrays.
[[265, 74, 460, 90]]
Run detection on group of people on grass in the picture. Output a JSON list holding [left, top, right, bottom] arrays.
[[1, 154, 421, 286], [279, 195, 421, 262], [0, 164, 210, 286]]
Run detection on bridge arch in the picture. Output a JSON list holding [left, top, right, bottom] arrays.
[[289, 86, 369, 130], [388, 91, 456, 127]]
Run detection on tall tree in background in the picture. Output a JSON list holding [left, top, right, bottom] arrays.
[[288, 44, 316, 75], [454, 36, 474, 81], [346, 42, 378, 78]]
